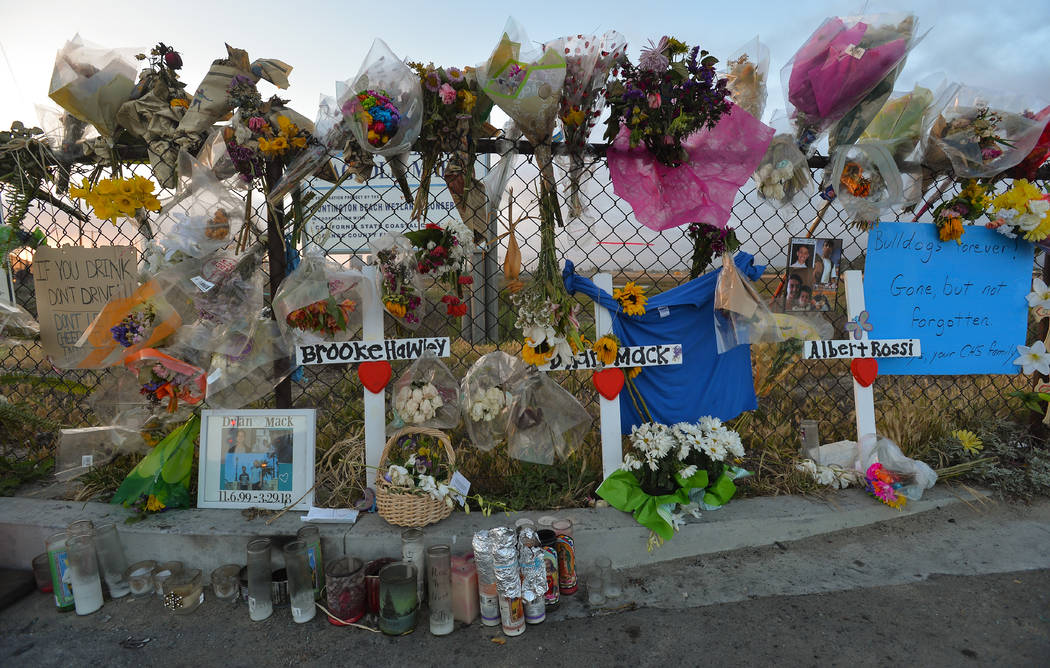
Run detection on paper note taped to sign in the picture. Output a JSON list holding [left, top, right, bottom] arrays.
[[802, 339, 921, 360], [540, 344, 683, 371], [32, 246, 138, 366], [863, 223, 1031, 374], [296, 337, 450, 365]]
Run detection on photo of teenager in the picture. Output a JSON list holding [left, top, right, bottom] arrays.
[[777, 237, 842, 313]]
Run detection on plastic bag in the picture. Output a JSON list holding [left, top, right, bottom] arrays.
[[390, 352, 460, 431], [205, 320, 294, 410], [371, 232, 424, 329], [505, 366, 589, 465], [1005, 105, 1050, 180], [154, 152, 245, 261], [35, 104, 97, 164], [714, 257, 785, 354], [923, 84, 1048, 178], [54, 426, 146, 481], [855, 434, 937, 501], [753, 111, 814, 210], [608, 102, 773, 231], [724, 37, 770, 121], [123, 347, 207, 414], [0, 300, 39, 347], [175, 44, 292, 149], [784, 13, 918, 152], [546, 31, 626, 219], [859, 84, 937, 163], [48, 35, 138, 137], [460, 351, 527, 452], [273, 251, 369, 346], [828, 142, 906, 220], [338, 39, 422, 203]]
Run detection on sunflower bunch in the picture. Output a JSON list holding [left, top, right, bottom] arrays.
[[70, 175, 162, 223], [613, 281, 648, 316]]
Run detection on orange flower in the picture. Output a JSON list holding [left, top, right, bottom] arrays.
[[385, 301, 407, 319], [937, 213, 964, 243]]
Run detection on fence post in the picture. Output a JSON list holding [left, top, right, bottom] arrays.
[[265, 164, 292, 410]]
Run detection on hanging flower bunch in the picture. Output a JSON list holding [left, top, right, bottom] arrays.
[[375, 238, 423, 324], [127, 349, 206, 414], [687, 223, 740, 279], [985, 179, 1050, 242], [467, 386, 512, 423], [931, 179, 991, 243], [613, 281, 648, 316], [223, 75, 309, 182], [404, 220, 476, 317], [285, 297, 357, 336], [394, 381, 445, 424], [407, 62, 491, 223], [592, 334, 619, 366], [603, 36, 731, 167], [864, 463, 906, 510], [345, 89, 402, 148], [110, 302, 157, 347], [929, 106, 1015, 174], [511, 286, 581, 366], [70, 175, 162, 223]]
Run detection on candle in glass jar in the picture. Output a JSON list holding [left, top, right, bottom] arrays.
[[450, 555, 478, 624], [378, 562, 418, 636], [124, 560, 157, 597], [553, 519, 578, 595]]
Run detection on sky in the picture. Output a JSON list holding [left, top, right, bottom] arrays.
[[2, 0, 1050, 130]]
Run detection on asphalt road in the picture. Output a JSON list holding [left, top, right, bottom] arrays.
[[3, 498, 1049, 666]]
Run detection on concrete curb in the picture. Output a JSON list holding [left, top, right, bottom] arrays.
[[0, 487, 975, 578]]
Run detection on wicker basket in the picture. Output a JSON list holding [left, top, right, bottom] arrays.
[[375, 426, 455, 527]]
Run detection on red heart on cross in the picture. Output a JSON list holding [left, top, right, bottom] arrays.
[[358, 360, 393, 394], [850, 358, 879, 388], [592, 367, 625, 400]]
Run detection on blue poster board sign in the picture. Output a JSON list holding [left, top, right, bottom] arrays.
[[864, 222, 1033, 375]]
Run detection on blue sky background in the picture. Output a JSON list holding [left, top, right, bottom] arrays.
[[2, 0, 1049, 130]]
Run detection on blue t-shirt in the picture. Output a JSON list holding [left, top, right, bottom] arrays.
[[563, 253, 761, 433]]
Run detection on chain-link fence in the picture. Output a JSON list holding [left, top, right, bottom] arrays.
[[1, 140, 1047, 503]]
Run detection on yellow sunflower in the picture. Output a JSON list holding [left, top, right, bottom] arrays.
[[613, 282, 648, 316], [592, 335, 619, 366], [521, 342, 554, 366]]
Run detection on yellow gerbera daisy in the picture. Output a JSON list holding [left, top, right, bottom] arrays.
[[951, 429, 983, 455]]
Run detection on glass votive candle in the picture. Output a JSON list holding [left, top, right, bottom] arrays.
[[364, 557, 396, 615], [152, 561, 184, 598], [586, 575, 606, 607], [271, 568, 289, 608], [124, 560, 157, 598], [210, 564, 241, 602], [66, 519, 95, 539], [32, 553, 53, 593], [93, 523, 130, 599], [378, 562, 418, 636], [324, 557, 365, 625], [163, 568, 204, 615], [66, 535, 104, 616]]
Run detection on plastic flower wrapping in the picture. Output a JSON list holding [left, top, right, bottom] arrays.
[[404, 221, 475, 317], [713, 255, 784, 354], [546, 31, 627, 219], [607, 101, 773, 231], [339, 39, 423, 204], [174, 44, 292, 153], [389, 352, 460, 431], [596, 418, 748, 541], [459, 351, 527, 452], [784, 13, 917, 153], [0, 300, 39, 347], [505, 366, 589, 465], [859, 83, 936, 163], [152, 152, 245, 264], [827, 142, 910, 222], [407, 61, 495, 230], [985, 179, 1050, 244], [111, 415, 200, 515], [204, 320, 295, 410], [752, 112, 814, 210], [267, 94, 350, 205], [272, 251, 370, 345], [371, 232, 424, 328], [921, 84, 1048, 178], [724, 37, 770, 121], [48, 35, 138, 138], [123, 347, 206, 414], [1005, 105, 1050, 180], [855, 434, 937, 507], [113, 43, 193, 187]]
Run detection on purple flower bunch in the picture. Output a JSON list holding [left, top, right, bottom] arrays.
[[110, 305, 156, 347]]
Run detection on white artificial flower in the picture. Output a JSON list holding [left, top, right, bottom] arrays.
[[1027, 278, 1050, 310], [1015, 340, 1050, 376]]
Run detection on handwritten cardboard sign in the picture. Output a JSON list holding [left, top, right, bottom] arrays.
[[539, 344, 683, 371], [33, 246, 138, 365], [864, 223, 1032, 374], [802, 339, 921, 360], [296, 337, 450, 366]]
